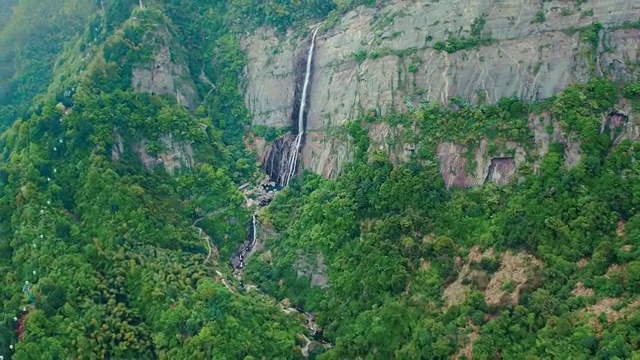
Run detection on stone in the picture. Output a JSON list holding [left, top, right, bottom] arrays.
[[242, 0, 639, 182], [131, 27, 199, 110]]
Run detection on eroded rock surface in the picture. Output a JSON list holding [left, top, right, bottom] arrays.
[[367, 123, 418, 164], [133, 135, 194, 175], [110, 130, 194, 175], [437, 139, 526, 189], [243, 0, 640, 182], [131, 28, 199, 110], [443, 246, 544, 308], [294, 251, 330, 289]]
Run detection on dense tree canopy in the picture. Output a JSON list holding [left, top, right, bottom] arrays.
[[0, 0, 638, 359], [246, 82, 640, 359]]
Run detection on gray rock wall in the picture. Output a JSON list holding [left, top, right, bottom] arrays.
[[131, 28, 199, 110], [243, 0, 640, 179]]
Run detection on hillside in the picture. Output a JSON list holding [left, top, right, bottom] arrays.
[[0, 0, 639, 359], [0, 1, 305, 358]]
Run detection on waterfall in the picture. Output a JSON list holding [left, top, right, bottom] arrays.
[[232, 212, 258, 270], [234, 28, 320, 271], [250, 213, 258, 248], [284, 27, 320, 186]]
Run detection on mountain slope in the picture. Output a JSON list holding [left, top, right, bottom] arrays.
[[246, 81, 640, 358], [0, 1, 309, 358], [244, 0, 640, 177], [0, 0, 98, 129], [0, 0, 638, 359]]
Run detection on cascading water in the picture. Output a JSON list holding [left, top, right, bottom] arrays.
[[227, 27, 331, 354], [284, 27, 320, 186], [263, 27, 320, 186], [234, 28, 321, 270], [250, 213, 257, 248], [233, 213, 258, 270]]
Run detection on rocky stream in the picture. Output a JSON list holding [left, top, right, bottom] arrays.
[[227, 27, 332, 356]]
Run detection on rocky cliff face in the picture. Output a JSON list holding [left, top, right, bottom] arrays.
[[131, 27, 199, 110], [111, 130, 195, 175], [127, 22, 198, 174], [242, 0, 639, 183], [437, 139, 527, 189]]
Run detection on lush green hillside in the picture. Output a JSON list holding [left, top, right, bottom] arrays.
[[0, 1, 309, 358], [0, 0, 638, 359], [246, 82, 640, 359], [0, 0, 98, 129]]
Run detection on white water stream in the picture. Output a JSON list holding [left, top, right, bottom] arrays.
[[236, 27, 320, 269], [285, 27, 320, 186], [225, 28, 330, 356]]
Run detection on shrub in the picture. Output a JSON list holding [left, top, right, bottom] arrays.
[[354, 50, 368, 62]]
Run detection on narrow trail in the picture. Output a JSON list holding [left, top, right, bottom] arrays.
[[201, 229, 214, 264], [215, 270, 239, 295]]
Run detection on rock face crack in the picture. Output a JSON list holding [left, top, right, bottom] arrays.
[[484, 157, 516, 185], [263, 136, 296, 186]]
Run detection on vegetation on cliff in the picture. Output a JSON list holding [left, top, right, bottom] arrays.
[[0, 0, 638, 359], [0, 1, 309, 358], [247, 81, 640, 358]]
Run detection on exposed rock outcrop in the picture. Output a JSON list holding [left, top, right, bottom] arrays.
[[483, 251, 543, 307], [443, 246, 543, 308], [263, 136, 297, 185], [367, 123, 417, 164], [301, 131, 353, 178], [243, 0, 640, 181], [294, 251, 330, 289], [600, 101, 640, 144], [131, 28, 199, 110], [110, 129, 194, 175], [529, 113, 582, 169], [437, 139, 526, 189], [111, 130, 124, 162]]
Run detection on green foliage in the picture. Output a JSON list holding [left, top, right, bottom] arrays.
[[433, 37, 494, 53], [470, 14, 488, 38], [345, 120, 370, 159], [1, 1, 639, 359], [0, 86, 305, 357], [227, 0, 338, 32], [472, 257, 501, 273], [534, 10, 546, 23], [501, 279, 516, 292], [253, 125, 291, 142], [581, 21, 603, 50], [0, 2, 305, 358], [560, 7, 574, 16], [581, 9, 594, 17], [623, 83, 640, 98], [353, 50, 368, 62], [245, 82, 640, 359], [0, 0, 97, 129], [408, 96, 532, 149], [224, 0, 382, 33], [617, 20, 640, 29], [433, 14, 493, 53]]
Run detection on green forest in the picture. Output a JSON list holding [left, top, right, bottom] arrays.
[[247, 80, 640, 358], [0, 0, 638, 359]]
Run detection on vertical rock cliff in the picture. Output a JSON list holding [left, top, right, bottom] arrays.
[[242, 0, 640, 182]]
